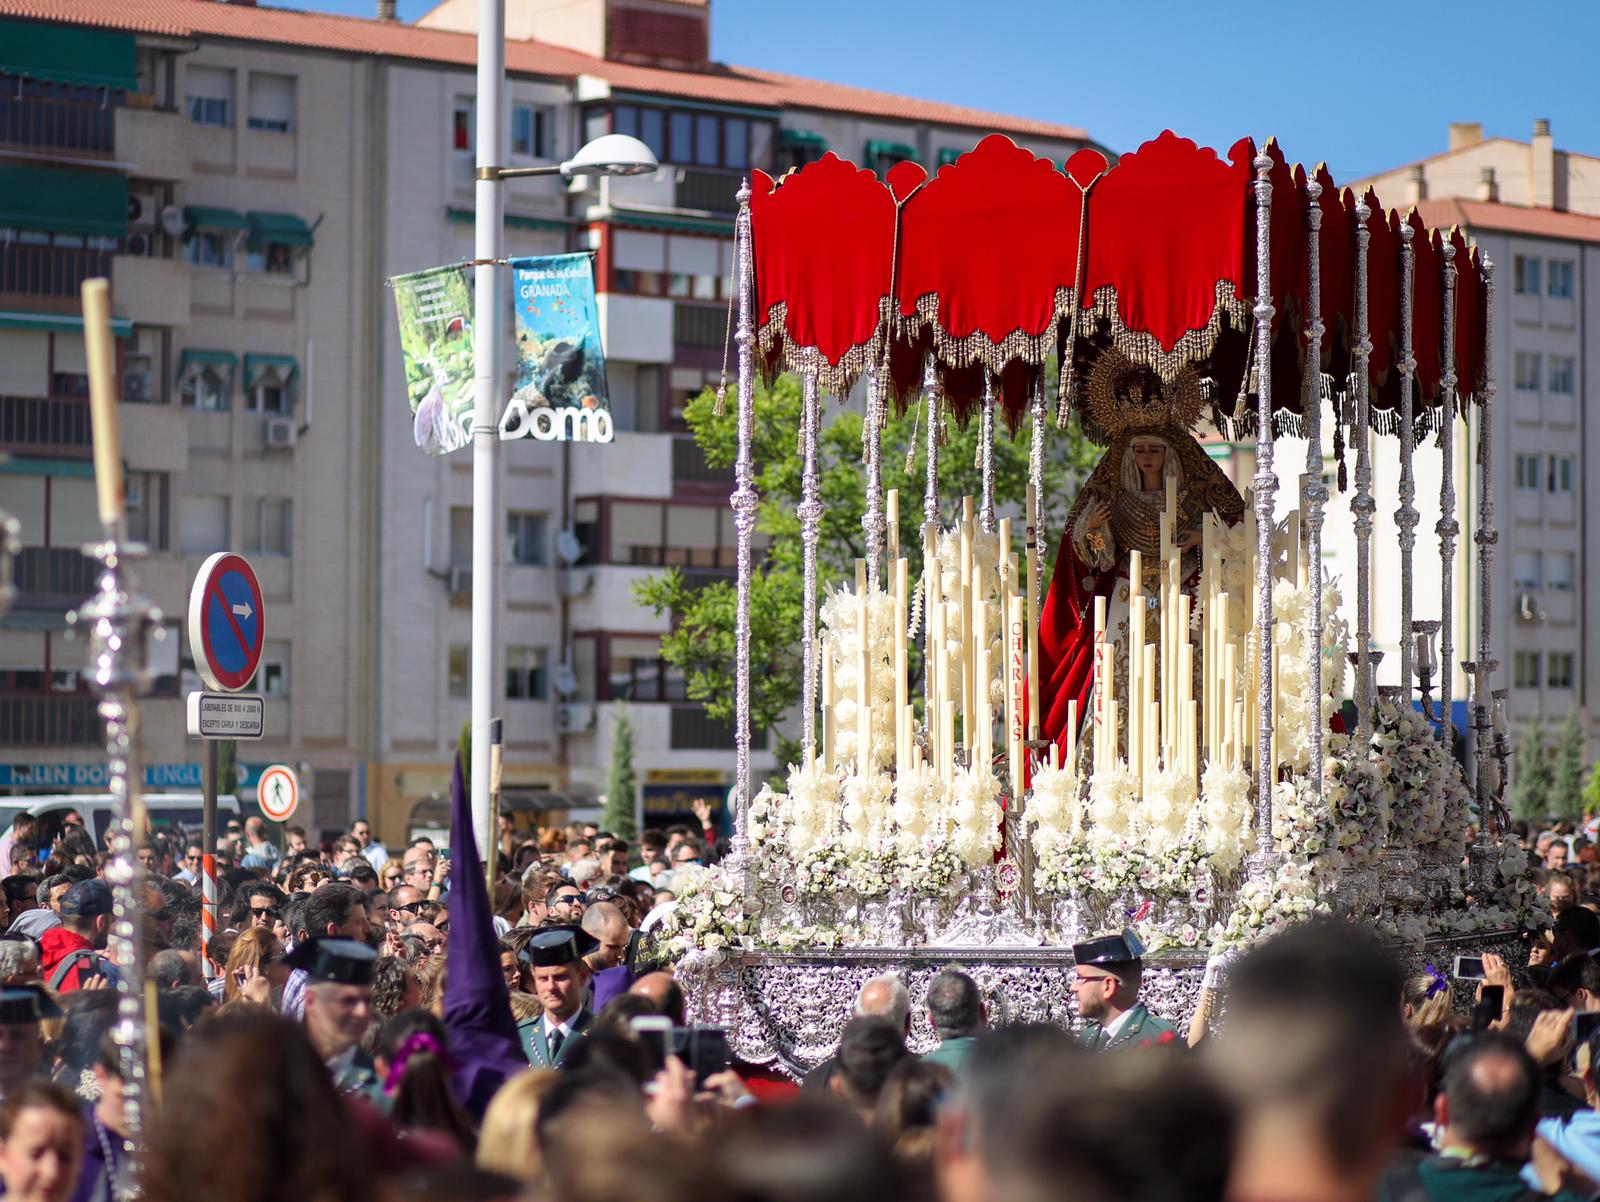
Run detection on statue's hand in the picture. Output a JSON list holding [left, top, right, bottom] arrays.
[[1175, 528, 1201, 552], [1084, 501, 1111, 531]]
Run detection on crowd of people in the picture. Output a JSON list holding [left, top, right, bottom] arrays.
[[0, 800, 1592, 1202]]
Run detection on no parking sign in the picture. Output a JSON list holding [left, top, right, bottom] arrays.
[[187, 553, 264, 692]]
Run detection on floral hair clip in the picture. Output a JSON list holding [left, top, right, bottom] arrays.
[[383, 1031, 454, 1096], [1423, 964, 1449, 999]]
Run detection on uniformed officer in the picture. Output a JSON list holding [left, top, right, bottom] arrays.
[[515, 926, 595, 1069], [287, 936, 382, 1097], [1071, 928, 1177, 1052], [0, 986, 57, 1102]]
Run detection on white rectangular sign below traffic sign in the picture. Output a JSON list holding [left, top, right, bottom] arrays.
[[186, 692, 265, 739]]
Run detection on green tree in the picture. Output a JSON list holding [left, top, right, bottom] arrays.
[[634, 374, 1098, 779], [1552, 710, 1587, 820], [215, 740, 237, 799], [1513, 716, 1554, 819], [604, 707, 639, 838], [1583, 761, 1600, 818]]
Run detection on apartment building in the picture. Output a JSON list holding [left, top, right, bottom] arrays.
[[0, 0, 1098, 838]]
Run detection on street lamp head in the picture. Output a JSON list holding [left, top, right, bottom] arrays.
[[561, 134, 659, 179]]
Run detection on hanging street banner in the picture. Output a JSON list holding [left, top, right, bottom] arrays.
[[392, 263, 475, 456], [502, 253, 613, 444]]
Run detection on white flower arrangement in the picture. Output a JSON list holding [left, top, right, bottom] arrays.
[[891, 760, 948, 855], [1199, 762, 1253, 875], [1138, 768, 1196, 853], [949, 765, 1004, 867], [1270, 575, 1349, 774], [840, 771, 893, 855], [1085, 762, 1140, 852], [1211, 859, 1330, 949], [819, 584, 900, 773], [649, 862, 754, 960], [784, 759, 842, 858]]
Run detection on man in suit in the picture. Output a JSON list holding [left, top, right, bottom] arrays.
[[1071, 929, 1176, 1052], [516, 925, 596, 1068], [291, 936, 382, 1098]]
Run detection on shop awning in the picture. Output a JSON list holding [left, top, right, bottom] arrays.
[[610, 208, 733, 236], [178, 349, 237, 377], [0, 311, 130, 338], [245, 211, 314, 249], [937, 148, 962, 168], [0, 20, 137, 91], [183, 206, 247, 232], [0, 165, 125, 238], [779, 129, 827, 150], [243, 353, 298, 385], [864, 140, 917, 165]]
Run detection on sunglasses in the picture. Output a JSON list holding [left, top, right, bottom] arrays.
[[552, 893, 585, 906], [250, 907, 278, 920], [393, 901, 426, 915]]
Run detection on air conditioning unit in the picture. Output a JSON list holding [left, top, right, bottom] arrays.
[[554, 702, 595, 734], [127, 194, 147, 224], [264, 417, 297, 449], [447, 565, 472, 595], [556, 568, 593, 598], [125, 233, 149, 257], [122, 372, 150, 401]]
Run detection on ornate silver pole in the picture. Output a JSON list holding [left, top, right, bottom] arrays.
[[1352, 199, 1376, 747], [922, 358, 942, 705], [1251, 151, 1278, 858], [1474, 257, 1499, 824], [978, 377, 997, 535], [71, 540, 160, 1169], [798, 372, 823, 757], [1029, 375, 1047, 602], [1395, 221, 1418, 699], [862, 369, 886, 593], [1302, 179, 1327, 792], [1438, 243, 1459, 746], [730, 178, 757, 846]]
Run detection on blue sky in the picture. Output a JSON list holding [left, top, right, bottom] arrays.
[[290, 0, 1600, 183]]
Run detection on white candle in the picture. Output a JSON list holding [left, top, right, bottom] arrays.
[[81, 279, 123, 528], [894, 557, 908, 776], [822, 640, 834, 771], [856, 560, 871, 775], [1008, 596, 1025, 797], [886, 489, 899, 565]]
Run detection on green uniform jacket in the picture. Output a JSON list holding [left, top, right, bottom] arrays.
[[922, 1035, 978, 1074], [518, 1008, 593, 1069], [1079, 1002, 1178, 1052], [332, 1047, 385, 1103]]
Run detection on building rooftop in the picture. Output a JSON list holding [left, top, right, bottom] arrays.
[[1413, 197, 1600, 245], [0, 0, 1088, 141]]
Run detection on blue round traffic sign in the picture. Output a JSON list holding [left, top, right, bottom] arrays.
[[186, 553, 265, 692]]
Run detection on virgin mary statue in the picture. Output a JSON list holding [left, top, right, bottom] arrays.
[[1037, 360, 1245, 762]]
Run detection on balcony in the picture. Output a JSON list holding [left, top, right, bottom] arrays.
[[115, 104, 190, 182], [0, 695, 100, 747], [672, 302, 726, 349], [0, 93, 114, 157], [671, 435, 731, 487], [13, 547, 95, 608], [0, 394, 91, 458], [669, 704, 766, 751], [0, 244, 112, 312], [674, 168, 740, 214], [112, 253, 190, 327]]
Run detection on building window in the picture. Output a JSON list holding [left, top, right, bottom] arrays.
[[243, 497, 291, 555], [448, 506, 472, 566], [1549, 455, 1575, 494], [1548, 260, 1575, 299], [866, 140, 918, 176], [179, 365, 231, 411], [604, 635, 684, 702], [260, 641, 290, 696], [1514, 453, 1541, 491], [246, 73, 295, 133], [612, 231, 730, 300], [1547, 552, 1575, 592], [506, 511, 547, 566], [937, 148, 963, 168], [505, 646, 549, 701], [1512, 551, 1542, 591], [612, 103, 770, 171], [177, 495, 229, 555], [245, 242, 294, 275], [1513, 651, 1541, 689], [185, 231, 233, 270], [186, 66, 233, 127], [1514, 351, 1541, 392], [452, 99, 472, 152], [125, 471, 169, 551], [447, 645, 468, 699], [1548, 653, 1575, 690], [1514, 255, 1541, 295], [510, 104, 554, 158], [779, 130, 827, 172], [1548, 355, 1576, 396], [245, 360, 295, 414]]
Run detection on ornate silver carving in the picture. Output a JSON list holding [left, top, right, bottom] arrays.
[[922, 358, 942, 703], [731, 179, 757, 852], [1251, 152, 1278, 857], [1396, 222, 1418, 699], [862, 368, 886, 592], [978, 378, 997, 534], [69, 539, 162, 1165], [1474, 259, 1499, 826], [1302, 179, 1327, 794], [1438, 244, 1459, 747], [798, 373, 823, 756], [1352, 200, 1376, 746]]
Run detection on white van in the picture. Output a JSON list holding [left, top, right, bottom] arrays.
[[0, 793, 243, 860]]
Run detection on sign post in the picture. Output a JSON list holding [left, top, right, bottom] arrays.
[[186, 553, 266, 979]]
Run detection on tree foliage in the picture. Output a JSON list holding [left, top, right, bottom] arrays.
[[603, 707, 639, 838], [1512, 716, 1554, 820], [1552, 709, 1587, 821], [635, 374, 1100, 775]]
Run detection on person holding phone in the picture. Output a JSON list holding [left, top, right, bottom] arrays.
[[514, 926, 595, 1069]]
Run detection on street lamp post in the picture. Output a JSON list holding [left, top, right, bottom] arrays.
[[469, 0, 656, 860]]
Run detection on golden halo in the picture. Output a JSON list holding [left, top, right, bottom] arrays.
[[1081, 350, 1209, 441]]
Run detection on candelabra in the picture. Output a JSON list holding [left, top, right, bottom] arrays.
[[1412, 620, 1441, 725]]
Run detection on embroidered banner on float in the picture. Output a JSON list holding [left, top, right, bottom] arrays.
[[504, 252, 613, 444], [391, 263, 475, 456]]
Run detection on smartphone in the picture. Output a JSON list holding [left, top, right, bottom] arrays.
[[1454, 955, 1486, 980], [630, 1015, 672, 1070], [1479, 984, 1504, 1015], [1574, 1010, 1600, 1048], [675, 1025, 732, 1081]]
